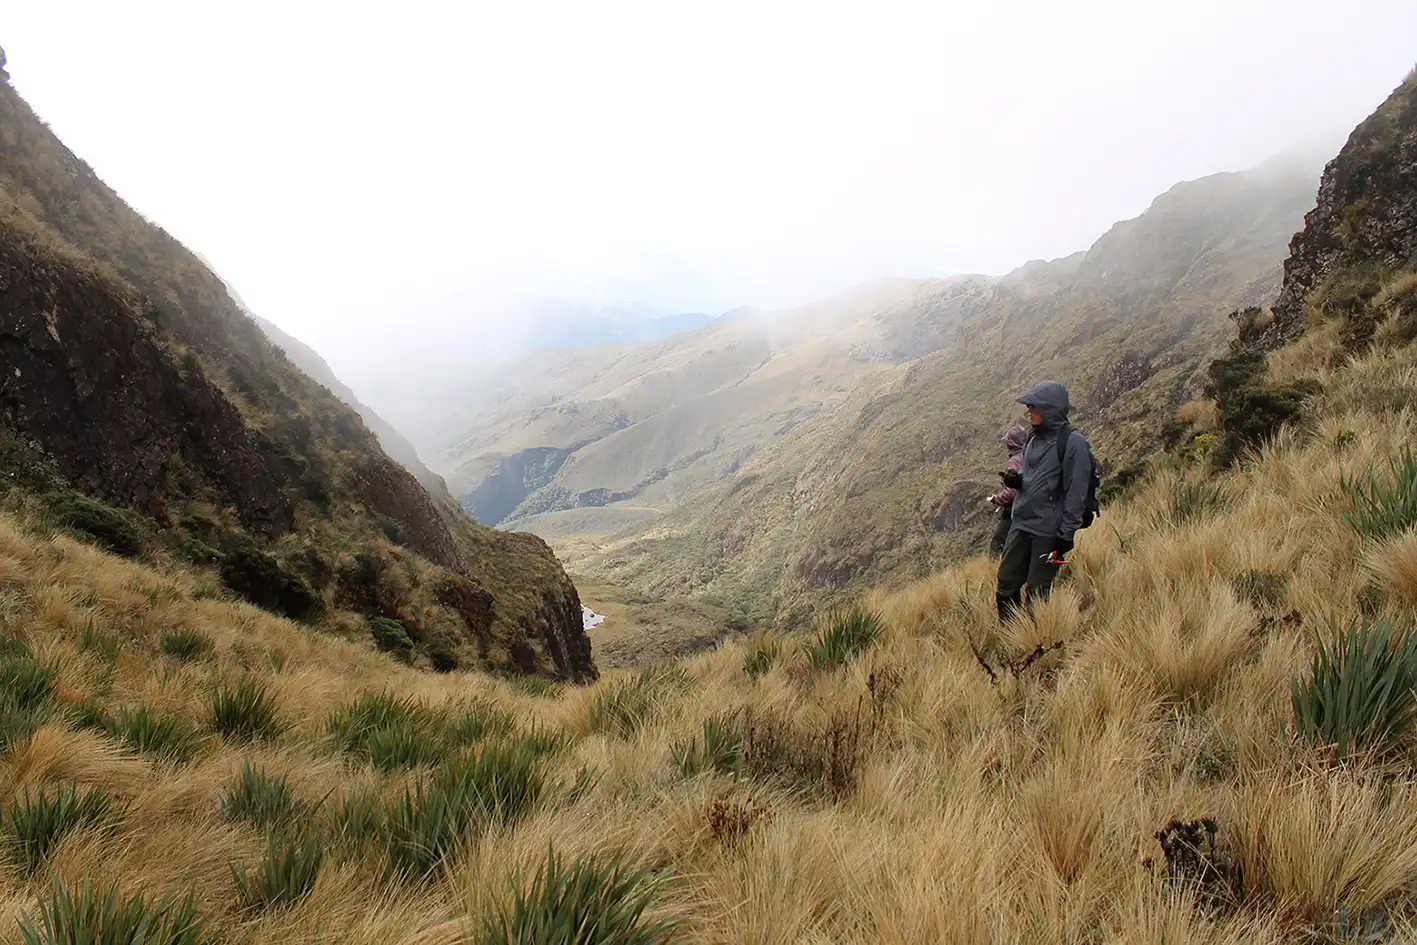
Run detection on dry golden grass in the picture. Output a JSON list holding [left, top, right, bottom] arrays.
[[8, 348, 1417, 942]]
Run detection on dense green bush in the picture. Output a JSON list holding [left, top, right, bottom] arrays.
[[220, 763, 309, 830], [368, 617, 415, 658], [47, 492, 146, 558], [160, 629, 214, 662], [2, 786, 115, 875], [1292, 619, 1417, 758], [1341, 447, 1417, 540], [218, 546, 322, 622], [232, 832, 324, 914], [807, 608, 883, 669], [480, 848, 678, 945], [209, 677, 284, 743], [18, 875, 209, 945]]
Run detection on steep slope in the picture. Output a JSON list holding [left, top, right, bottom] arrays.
[[579, 155, 1322, 626], [0, 69, 592, 679]]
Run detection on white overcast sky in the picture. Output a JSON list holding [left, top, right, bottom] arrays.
[[4, 0, 1416, 388]]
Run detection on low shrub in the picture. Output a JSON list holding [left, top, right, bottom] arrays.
[[160, 629, 214, 662], [103, 705, 203, 763], [220, 763, 309, 830], [47, 492, 145, 558], [480, 848, 678, 945], [210, 677, 284, 743], [427, 636, 460, 673], [18, 875, 208, 945], [232, 832, 324, 914], [2, 786, 116, 875], [1291, 619, 1417, 758], [368, 617, 415, 658], [218, 546, 322, 622], [807, 608, 883, 669]]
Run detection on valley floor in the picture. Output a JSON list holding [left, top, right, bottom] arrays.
[[3, 330, 1417, 943]]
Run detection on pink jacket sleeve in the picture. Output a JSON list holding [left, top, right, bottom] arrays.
[[989, 450, 1026, 505]]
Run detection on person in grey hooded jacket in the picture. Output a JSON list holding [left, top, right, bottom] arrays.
[[995, 380, 1093, 621]]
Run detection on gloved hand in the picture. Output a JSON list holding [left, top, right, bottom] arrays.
[[999, 469, 1023, 490], [1053, 535, 1075, 558]]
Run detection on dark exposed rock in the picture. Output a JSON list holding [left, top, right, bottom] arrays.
[[0, 227, 292, 536], [1088, 352, 1152, 413], [1266, 72, 1417, 348]]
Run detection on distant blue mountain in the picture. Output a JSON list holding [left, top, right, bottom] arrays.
[[515, 301, 716, 351]]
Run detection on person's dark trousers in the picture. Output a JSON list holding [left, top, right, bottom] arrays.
[[995, 528, 1061, 621], [988, 505, 1013, 560]]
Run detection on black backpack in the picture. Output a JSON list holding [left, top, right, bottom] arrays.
[[1050, 424, 1103, 529]]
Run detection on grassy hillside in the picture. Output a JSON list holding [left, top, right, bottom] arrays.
[[0, 68, 592, 680], [4, 278, 1417, 940], [576, 156, 1321, 630]]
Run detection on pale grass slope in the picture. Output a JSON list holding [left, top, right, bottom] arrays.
[[5, 329, 1417, 942]]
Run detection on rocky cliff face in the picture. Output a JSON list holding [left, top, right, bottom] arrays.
[[1267, 70, 1417, 347], [0, 69, 595, 681], [0, 224, 291, 536]]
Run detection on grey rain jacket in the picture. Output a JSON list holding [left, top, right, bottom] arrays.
[[1007, 381, 1093, 542]]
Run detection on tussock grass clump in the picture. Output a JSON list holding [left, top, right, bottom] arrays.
[[480, 848, 678, 945], [232, 832, 325, 914], [673, 713, 746, 779], [2, 786, 116, 875], [674, 708, 867, 798], [1232, 569, 1288, 610], [327, 691, 448, 770], [159, 629, 214, 662], [219, 763, 310, 831], [101, 705, 204, 764], [586, 664, 687, 738], [1342, 447, 1417, 540], [0, 651, 56, 712], [380, 740, 547, 879], [1291, 619, 1417, 758], [446, 699, 518, 747], [209, 676, 284, 743], [742, 637, 781, 679], [0, 648, 55, 754], [18, 875, 208, 945], [1158, 478, 1229, 526], [807, 607, 883, 669]]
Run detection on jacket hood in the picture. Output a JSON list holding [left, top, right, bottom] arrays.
[[1002, 424, 1031, 452], [1016, 381, 1070, 430]]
